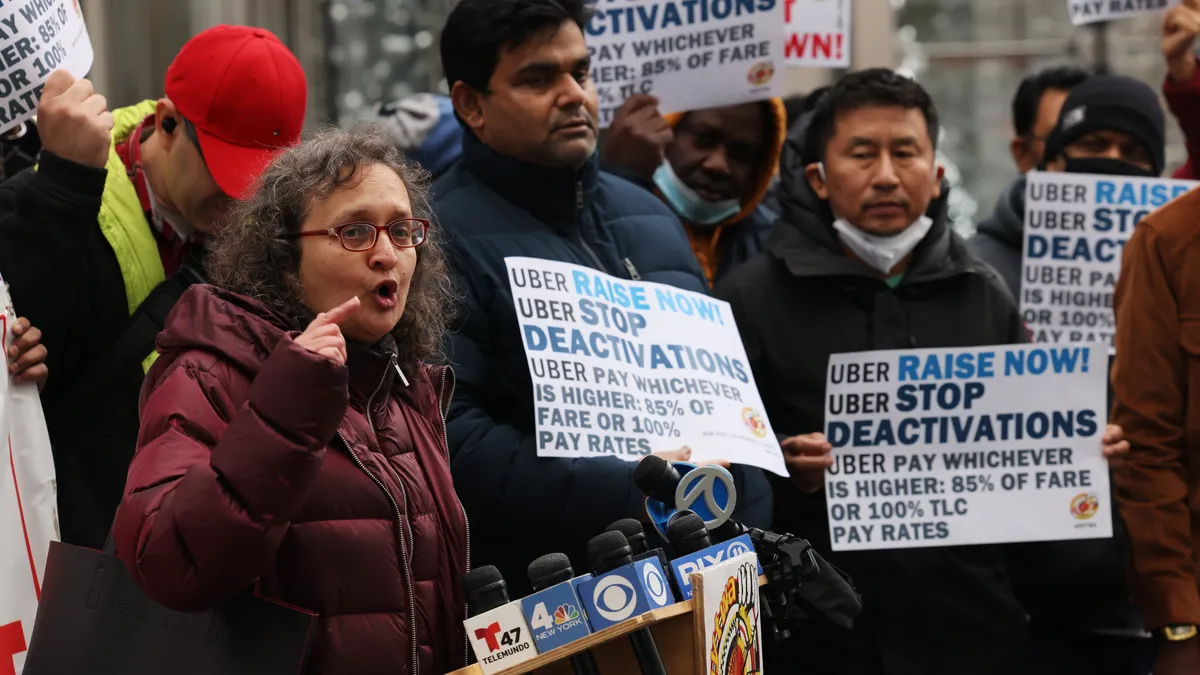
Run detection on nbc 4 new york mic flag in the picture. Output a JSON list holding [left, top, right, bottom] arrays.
[[0, 280, 58, 675]]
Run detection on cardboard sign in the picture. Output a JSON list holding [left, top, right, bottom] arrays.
[[0, 0, 93, 131], [785, 0, 851, 67], [585, 0, 784, 126], [506, 256, 786, 476], [823, 344, 1111, 551]]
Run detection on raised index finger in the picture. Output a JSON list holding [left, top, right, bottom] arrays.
[[320, 295, 362, 326]]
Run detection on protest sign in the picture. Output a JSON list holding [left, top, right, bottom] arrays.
[[1020, 171, 1197, 349], [784, 0, 851, 68], [505, 256, 787, 476], [584, 0, 784, 127], [823, 343, 1110, 552], [0, 0, 93, 131], [0, 282, 57, 675], [1068, 0, 1179, 25]]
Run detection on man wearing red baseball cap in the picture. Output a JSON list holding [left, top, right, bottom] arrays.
[[0, 25, 307, 548]]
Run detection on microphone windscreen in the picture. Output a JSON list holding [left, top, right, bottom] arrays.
[[527, 552, 573, 591], [607, 518, 647, 554], [634, 455, 680, 503], [588, 530, 632, 574], [463, 565, 508, 616], [666, 510, 711, 555]]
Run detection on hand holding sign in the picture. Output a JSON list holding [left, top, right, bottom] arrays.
[[36, 69, 112, 168], [781, 432, 834, 494], [295, 296, 360, 366], [601, 94, 673, 183], [7, 317, 46, 390]]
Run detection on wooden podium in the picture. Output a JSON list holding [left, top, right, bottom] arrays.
[[448, 563, 764, 675]]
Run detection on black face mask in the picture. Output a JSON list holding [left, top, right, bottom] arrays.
[[1062, 156, 1157, 178]]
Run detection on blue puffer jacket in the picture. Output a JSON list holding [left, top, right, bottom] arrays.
[[436, 133, 773, 592]]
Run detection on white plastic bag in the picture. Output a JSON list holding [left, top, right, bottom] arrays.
[[0, 283, 58, 675]]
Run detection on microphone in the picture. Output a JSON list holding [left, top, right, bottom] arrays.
[[579, 531, 670, 675], [664, 510, 760, 600], [607, 518, 683, 601], [523, 554, 599, 675], [463, 566, 538, 673], [634, 455, 738, 539]]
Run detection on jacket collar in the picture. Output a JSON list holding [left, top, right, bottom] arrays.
[[769, 174, 975, 285], [460, 130, 599, 229], [346, 336, 401, 411]]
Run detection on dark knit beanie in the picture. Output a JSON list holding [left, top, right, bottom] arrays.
[[1044, 75, 1165, 176]]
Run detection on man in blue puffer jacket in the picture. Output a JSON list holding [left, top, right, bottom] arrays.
[[434, 0, 772, 593]]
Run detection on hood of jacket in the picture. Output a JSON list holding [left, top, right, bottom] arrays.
[[975, 174, 1027, 250], [770, 114, 972, 283], [663, 97, 788, 225]]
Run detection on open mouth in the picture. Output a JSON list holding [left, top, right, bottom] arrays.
[[373, 279, 399, 306]]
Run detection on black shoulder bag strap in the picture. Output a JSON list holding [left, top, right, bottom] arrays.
[[49, 259, 205, 431]]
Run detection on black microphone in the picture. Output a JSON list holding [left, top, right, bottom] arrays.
[[666, 510, 711, 555], [587, 532, 668, 675], [463, 565, 508, 617], [633, 454, 681, 503], [608, 518, 682, 599], [527, 554, 600, 675], [607, 518, 648, 554]]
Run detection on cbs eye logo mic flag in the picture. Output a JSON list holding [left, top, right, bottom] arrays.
[[578, 558, 675, 631]]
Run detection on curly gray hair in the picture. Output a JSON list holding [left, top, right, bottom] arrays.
[[207, 126, 452, 365]]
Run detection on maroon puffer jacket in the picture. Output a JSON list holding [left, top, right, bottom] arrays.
[[114, 285, 469, 675]]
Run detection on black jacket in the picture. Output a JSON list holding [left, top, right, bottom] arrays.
[[437, 134, 773, 594], [0, 153, 143, 548], [715, 168, 1029, 674], [968, 175, 1026, 298]]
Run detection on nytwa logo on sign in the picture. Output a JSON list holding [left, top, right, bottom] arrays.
[[0, 283, 58, 675]]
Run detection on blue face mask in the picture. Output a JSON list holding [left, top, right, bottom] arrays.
[[652, 160, 742, 226]]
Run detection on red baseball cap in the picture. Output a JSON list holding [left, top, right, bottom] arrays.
[[164, 25, 307, 199]]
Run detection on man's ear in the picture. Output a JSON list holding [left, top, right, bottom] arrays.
[[154, 99, 179, 149], [804, 161, 829, 200], [932, 163, 944, 199], [1010, 136, 1034, 173], [450, 81, 486, 134]]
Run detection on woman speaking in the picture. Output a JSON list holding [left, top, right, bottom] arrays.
[[113, 128, 467, 675]]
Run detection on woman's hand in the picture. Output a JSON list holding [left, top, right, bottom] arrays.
[[1102, 424, 1130, 459], [782, 432, 834, 494], [8, 317, 47, 389], [294, 297, 360, 366]]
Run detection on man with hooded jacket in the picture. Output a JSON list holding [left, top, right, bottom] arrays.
[[601, 94, 787, 287], [716, 68, 1031, 674]]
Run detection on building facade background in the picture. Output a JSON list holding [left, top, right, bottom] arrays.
[[79, 0, 1182, 234]]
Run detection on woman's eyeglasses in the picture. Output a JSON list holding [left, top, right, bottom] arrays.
[[295, 218, 429, 251]]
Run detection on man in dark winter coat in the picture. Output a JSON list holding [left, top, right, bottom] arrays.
[[716, 69, 1031, 675], [0, 28, 307, 548], [434, 0, 772, 594], [978, 75, 1168, 675], [968, 66, 1090, 296]]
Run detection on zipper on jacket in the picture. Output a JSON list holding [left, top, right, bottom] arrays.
[[364, 353, 420, 675], [436, 366, 472, 668], [337, 427, 419, 675], [573, 179, 611, 275], [623, 258, 642, 281]]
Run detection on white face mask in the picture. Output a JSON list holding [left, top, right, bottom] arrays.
[[817, 161, 937, 275], [832, 215, 934, 275]]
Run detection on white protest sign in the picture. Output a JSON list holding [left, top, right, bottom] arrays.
[[0, 282, 58, 675], [784, 0, 851, 68], [823, 344, 1111, 552], [505, 256, 787, 476], [0, 0, 93, 131], [1021, 171, 1197, 349], [1068, 0, 1179, 25], [585, 0, 784, 127]]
